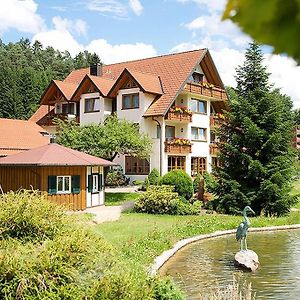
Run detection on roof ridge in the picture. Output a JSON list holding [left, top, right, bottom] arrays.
[[103, 48, 207, 68]]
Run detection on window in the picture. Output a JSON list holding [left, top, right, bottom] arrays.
[[57, 176, 71, 194], [85, 98, 100, 113], [62, 103, 75, 115], [190, 99, 207, 114], [192, 72, 204, 83], [92, 174, 98, 193], [191, 157, 207, 177], [168, 156, 185, 171], [165, 126, 175, 140], [125, 156, 150, 175], [122, 93, 139, 109], [191, 127, 207, 141]]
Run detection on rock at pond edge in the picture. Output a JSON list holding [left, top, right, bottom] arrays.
[[234, 249, 259, 272]]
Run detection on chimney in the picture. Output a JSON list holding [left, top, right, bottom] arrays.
[[90, 64, 102, 76]]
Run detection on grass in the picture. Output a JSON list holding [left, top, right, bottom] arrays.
[[290, 179, 300, 208], [95, 211, 300, 268], [105, 192, 140, 206]]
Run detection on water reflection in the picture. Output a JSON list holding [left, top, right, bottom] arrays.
[[160, 230, 300, 299]]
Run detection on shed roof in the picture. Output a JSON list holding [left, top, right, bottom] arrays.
[[0, 118, 50, 156], [0, 143, 115, 166]]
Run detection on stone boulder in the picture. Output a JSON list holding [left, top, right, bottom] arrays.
[[234, 249, 259, 272]]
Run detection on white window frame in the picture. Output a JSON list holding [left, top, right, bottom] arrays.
[[190, 99, 207, 114], [191, 127, 207, 141], [57, 175, 71, 194]]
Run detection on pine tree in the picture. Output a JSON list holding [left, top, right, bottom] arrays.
[[214, 42, 297, 216]]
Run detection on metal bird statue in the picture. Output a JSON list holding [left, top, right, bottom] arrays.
[[236, 206, 255, 251]]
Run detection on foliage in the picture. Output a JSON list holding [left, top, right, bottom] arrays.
[[223, 0, 300, 64], [55, 115, 152, 161], [213, 42, 297, 216], [203, 172, 218, 194], [0, 38, 100, 119], [293, 109, 300, 125], [140, 177, 150, 191], [148, 168, 160, 185], [0, 190, 183, 299], [160, 170, 194, 200], [105, 170, 129, 187], [134, 186, 200, 215], [132, 180, 144, 186], [105, 192, 140, 206]]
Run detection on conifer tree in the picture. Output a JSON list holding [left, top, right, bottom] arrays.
[[214, 42, 297, 216]]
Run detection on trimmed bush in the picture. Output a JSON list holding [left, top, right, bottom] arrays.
[[105, 170, 129, 187], [147, 168, 160, 185], [132, 179, 144, 186], [160, 170, 193, 200], [134, 186, 200, 215]]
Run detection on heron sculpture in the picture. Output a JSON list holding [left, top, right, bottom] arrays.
[[236, 206, 255, 251]]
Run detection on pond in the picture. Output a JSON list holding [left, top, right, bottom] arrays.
[[160, 229, 300, 299]]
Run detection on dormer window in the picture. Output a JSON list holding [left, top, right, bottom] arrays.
[[85, 98, 100, 113], [122, 93, 139, 109], [192, 72, 204, 83], [62, 103, 75, 115]]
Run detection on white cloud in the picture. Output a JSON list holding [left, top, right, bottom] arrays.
[[86, 0, 128, 18], [0, 0, 45, 35], [129, 0, 143, 16], [52, 16, 88, 36], [86, 39, 157, 63]]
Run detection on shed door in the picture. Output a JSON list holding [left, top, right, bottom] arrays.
[[86, 167, 104, 208]]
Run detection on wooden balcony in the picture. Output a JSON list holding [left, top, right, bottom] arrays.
[[209, 143, 219, 156], [210, 115, 223, 127], [184, 81, 228, 101], [46, 114, 80, 126], [165, 111, 192, 123], [165, 139, 192, 154]]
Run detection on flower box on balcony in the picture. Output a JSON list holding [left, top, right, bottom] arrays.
[[165, 106, 192, 122], [210, 113, 225, 127], [165, 138, 192, 154]]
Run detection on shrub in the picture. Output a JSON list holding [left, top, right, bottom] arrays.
[[160, 170, 193, 200], [203, 171, 218, 193], [148, 168, 160, 185], [132, 179, 144, 186], [0, 190, 67, 242], [139, 177, 150, 191], [105, 170, 129, 186], [134, 186, 200, 215]]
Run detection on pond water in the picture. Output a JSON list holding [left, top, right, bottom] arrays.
[[160, 229, 300, 299]]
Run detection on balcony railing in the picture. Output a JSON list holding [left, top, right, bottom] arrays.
[[209, 143, 219, 155], [184, 81, 228, 101], [209, 114, 225, 127], [165, 138, 192, 154], [165, 111, 192, 123], [46, 113, 80, 126]]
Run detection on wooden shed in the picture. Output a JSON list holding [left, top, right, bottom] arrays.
[[0, 143, 114, 210]]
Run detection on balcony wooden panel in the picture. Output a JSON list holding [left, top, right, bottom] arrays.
[[184, 82, 228, 101], [45, 114, 80, 126], [165, 141, 192, 154], [209, 143, 219, 155], [165, 111, 192, 123]]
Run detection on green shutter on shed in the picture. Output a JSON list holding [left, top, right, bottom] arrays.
[[72, 175, 80, 194], [48, 176, 57, 195], [98, 174, 103, 191], [87, 175, 92, 192]]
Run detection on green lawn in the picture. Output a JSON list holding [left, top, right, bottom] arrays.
[[95, 211, 300, 268], [105, 192, 140, 206]]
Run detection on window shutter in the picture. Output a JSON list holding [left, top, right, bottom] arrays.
[[87, 175, 93, 192], [48, 176, 57, 195], [72, 175, 80, 194], [98, 174, 103, 191]]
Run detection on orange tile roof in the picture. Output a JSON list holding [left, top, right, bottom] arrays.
[[0, 143, 115, 166], [0, 118, 50, 156], [29, 105, 54, 126], [86, 75, 115, 96], [53, 80, 78, 100], [65, 49, 207, 116]]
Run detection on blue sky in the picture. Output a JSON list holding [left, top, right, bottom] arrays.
[[1, 0, 300, 107]]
